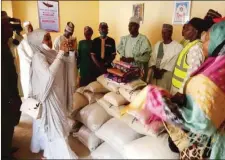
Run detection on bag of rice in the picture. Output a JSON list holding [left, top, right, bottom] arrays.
[[97, 75, 120, 93], [121, 114, 164, 136], [119, 87, 141, 102], [109, 79, 146, 91], [120, 86, 148, 115], [95, 118, 142, 154], [84, 81, 109, 93], [73, 126, 103, 152], [97, 98, 125, 119], [76, 102, 112, 132], [91, 142, 124, 159], [83, 91, 104, 104], [123, 134, 179, 159], [104, 92, 129, 107], [71, 92, 89, 115]]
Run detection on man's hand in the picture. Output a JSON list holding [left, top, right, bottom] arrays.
[[153, 68, 161, 79], [153, 68, 166, 79], [120, 56, 134, 63]]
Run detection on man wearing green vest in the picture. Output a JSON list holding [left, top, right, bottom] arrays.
[[171, 17, 211, 97], [147, 24, 183, 91]]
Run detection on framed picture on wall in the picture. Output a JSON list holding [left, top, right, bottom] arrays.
[[38, 0, 60, 32], [172, 1, 191, 24], [132, 3, 144, 23]]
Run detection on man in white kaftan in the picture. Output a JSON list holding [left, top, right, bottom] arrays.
[[28, 29, 77, 159], [148, 24, 183, 91]]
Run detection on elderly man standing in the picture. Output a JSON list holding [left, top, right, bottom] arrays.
[[147, 24, 183, 91], [117, 16, 152, 81], [90, 22, 116, 80], [53, 22, 77, 52]]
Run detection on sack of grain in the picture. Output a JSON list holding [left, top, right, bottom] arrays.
[[104, 92, 128, 107], [95, 118, 142, 154], [76, 102, 112, 132], [73, 125, 103, 152], [123, 134, 179, 159], [97, 98, 124, 119], [84, 81, 109, 93], [91, 142, 124, 159], [97, 75, 120, 93], [83, 91, 104, 104]]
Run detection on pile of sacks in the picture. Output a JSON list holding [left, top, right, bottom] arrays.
[[70, 75, 179, 159]]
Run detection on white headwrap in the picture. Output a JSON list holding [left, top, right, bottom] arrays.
[[129, 16, 141, 25], [23, 21, 31, 27], [27, 29, 46, 53]]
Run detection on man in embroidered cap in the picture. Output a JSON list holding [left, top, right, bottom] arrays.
[[53, 22, 77, 52], [147, 24, 183, 91], [2, 11, 22, 160], [171, 17, 210, 96], [117, 16, 152, 81], [90, 22, 116, 79]]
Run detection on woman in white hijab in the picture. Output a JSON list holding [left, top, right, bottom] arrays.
[[28, 29, 77, 159]]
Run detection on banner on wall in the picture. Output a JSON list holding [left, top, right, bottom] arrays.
[[38, 0, 59, 32], [172, 1, 191, 25]]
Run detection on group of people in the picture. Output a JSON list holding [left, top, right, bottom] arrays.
[[1, 7, 225, 159]]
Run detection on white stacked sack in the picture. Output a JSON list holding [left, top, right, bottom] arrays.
[[73, 126, 103, 152], [91, 142, 124, 159], [75, 102, 111, 132], [73, 76, 178, 159], [123, 134, 179, 159], [95, 118, 143, 155], [71, 81, 111, 153]]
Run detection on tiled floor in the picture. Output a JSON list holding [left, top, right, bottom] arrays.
[[12, 113, 90, 159]]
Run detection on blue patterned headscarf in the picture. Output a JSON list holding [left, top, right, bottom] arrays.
[[208, 20, 225, 56]]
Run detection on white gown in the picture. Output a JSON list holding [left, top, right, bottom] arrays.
[[17, 39, 34, 98], [30, 46, 77, 159]]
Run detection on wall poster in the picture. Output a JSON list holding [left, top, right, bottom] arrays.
[[132, 3, 144, 23], [172, 1, 191, 24], [38, 0, 60, 32]]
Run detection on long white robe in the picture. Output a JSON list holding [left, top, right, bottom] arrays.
[[17, 39, 34, 98], [28, 29, 77, 159], [30, 49, 77, 159], [148, 41, 183, 91]]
